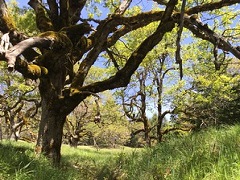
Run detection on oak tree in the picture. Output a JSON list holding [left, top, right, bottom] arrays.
[[0, 0, 240, 165]]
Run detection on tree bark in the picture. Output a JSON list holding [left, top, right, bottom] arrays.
[[36, 95, 66, 166], [35, 51, 69, 166], [36, 111, 65, 165], [0, 119, 2, 140]]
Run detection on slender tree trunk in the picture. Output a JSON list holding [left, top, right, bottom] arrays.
[[0, 121, 2, 140], [157, 103, 163, 142], [143, 119, 151, 147], [155, 67, 164, 143], [157, 120, 163, 142]]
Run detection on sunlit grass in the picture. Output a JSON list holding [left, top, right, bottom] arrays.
[[119, 125, 240, 180], [0, 140, 141, 179], [1, 125, 240, 179]]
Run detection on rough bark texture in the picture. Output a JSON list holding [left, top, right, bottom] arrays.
[[36, 98, 65, 165], [32, 67, 62, 165]]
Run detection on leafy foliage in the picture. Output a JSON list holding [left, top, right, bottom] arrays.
[[7, 0, 38, 36], [172, 52, 240, 128], [0, 61, 40, 141]]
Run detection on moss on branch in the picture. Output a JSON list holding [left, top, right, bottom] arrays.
[[15, 59, 48, 79]]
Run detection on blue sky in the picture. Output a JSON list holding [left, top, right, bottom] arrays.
[[7, 0, 155, 9], [6, 0, 155, 20], [7, 0, 26, 7]]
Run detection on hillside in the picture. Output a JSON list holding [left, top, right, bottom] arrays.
[[1, 125, 240, 179]]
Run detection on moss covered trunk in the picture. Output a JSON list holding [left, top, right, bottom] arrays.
[[35, 68, 67, 166], [36, 101, 66, 165]]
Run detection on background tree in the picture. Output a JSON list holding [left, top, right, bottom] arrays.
[[0, 0, 240, 165], [91, 92, 130, 148], [115, 20, 188, 145], [63, 66, 130, 148], [0, 61, 39, 141], [171, 17, 240, 129], [64, 92, 130, 148], [172, 56, 240, 129], [120, 70, 152, 147]]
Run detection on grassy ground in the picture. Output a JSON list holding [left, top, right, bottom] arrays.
[[1, 125, 240, 179]]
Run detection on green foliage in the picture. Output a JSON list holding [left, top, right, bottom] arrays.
[[87, 94, 131, 147], [0, 61, 40, 141], [7, 0, 38, 36], [172, 55, 240, 128], [0, 62, 38, 102]]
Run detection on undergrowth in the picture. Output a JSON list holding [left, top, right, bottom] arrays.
[[1, 125, 240, 179]]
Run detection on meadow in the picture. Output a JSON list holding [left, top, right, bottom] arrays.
[[1, 125, 240, 179]]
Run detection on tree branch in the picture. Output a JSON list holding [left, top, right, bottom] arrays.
[[180, 14, 240, 59], [161, 127, 192, 135], [47, 0, 59, 28], [153, 0, 168, 6], [131, 129, 145, 136], [60, 0, 178, 115], [0, 0, 14, 33], [107, 11, 165, 47], [71, 11, 165, 85], [186, 0, 240, 15], [114, 0, 132, 15], [175, 0, 186, 79], [69, 0, 87, 24], [80, 0, 177, 92], [59, 0, 69, 26], [71, 9, 170, 89], [71, 17, 120, 88], [5, 37, 52, 70], [8, 31, 40, 61]]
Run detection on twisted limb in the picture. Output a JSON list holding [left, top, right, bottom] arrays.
[[28, 0, 54, 32]]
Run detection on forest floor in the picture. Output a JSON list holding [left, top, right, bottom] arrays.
[[1, 124, 240, 179]]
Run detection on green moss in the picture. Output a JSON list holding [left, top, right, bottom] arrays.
[[38, 31, 73, 51], [1, 15, 15, 31], [77, 36, 92, 50], [28, 64, 48, 75]]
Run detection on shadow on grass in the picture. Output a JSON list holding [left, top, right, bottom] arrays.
[[0, 141, 76, 180], [0, 141, 128, 180]]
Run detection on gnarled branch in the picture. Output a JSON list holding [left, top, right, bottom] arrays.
[[179, 14, 240, 59], [186, 0, 240, 15], [60, 0, 178, 115]]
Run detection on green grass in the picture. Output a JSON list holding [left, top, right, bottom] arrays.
[[0, 141, 137, 180], [1, 125, 240, 179], [119, 125, 240, 180]]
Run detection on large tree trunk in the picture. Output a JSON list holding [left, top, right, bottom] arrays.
[[36, 96, 66, 165], [35, 67, 67, 165]]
